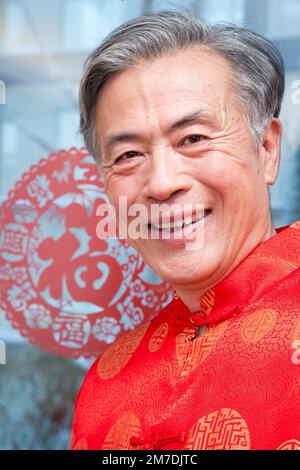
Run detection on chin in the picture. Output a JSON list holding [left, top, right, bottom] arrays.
[[152, 257, 218, 286], [134, 239, 223, 282]]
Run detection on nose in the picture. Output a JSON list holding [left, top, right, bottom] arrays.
[[144, 146, 192, 202]]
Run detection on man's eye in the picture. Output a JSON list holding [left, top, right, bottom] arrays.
[[116, 151, 141, 162], [181, 134, 206, 145]]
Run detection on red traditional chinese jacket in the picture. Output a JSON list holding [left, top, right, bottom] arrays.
[[71, 221, 300, 450]]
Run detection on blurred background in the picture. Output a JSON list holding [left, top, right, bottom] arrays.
[[0, 0, 300, 449]]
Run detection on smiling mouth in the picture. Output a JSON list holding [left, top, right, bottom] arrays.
[[149, 208, 212, 232]]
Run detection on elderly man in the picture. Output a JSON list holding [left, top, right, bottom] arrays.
[[71, 11, 300, 450]]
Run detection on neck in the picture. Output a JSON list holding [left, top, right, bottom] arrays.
[[173, 222, 277, 313]]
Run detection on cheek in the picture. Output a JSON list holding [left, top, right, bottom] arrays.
[[104, 173, 123, 201], [192, 151, 257, 196], [104, 175, 141, 220], [105, 184, 119, 208]]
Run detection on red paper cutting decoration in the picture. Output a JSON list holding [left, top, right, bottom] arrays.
[[0, 147, 170, 358]]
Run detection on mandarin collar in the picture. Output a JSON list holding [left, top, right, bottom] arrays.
[[170, 222, 300, 328]]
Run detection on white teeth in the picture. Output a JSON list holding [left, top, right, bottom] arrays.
[[151, 213, 204, 230], [184, 216, 193, 226], [152, 220, 184, 230]]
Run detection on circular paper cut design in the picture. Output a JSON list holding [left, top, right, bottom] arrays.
[[0, 147, 170, 358]]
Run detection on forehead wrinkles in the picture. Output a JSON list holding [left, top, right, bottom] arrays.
[[97, 48, 239, 146], [99, 84, 228, 133]]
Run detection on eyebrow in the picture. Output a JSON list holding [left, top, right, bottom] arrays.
[[103, 108, 214, 154]]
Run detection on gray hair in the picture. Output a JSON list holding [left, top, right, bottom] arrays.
[[79, 9, 285, 164]]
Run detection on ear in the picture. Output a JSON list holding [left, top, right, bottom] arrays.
[[259, 118, 282, 186]]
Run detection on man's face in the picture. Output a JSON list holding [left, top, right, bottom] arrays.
[[96, 47, 278, 289]]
